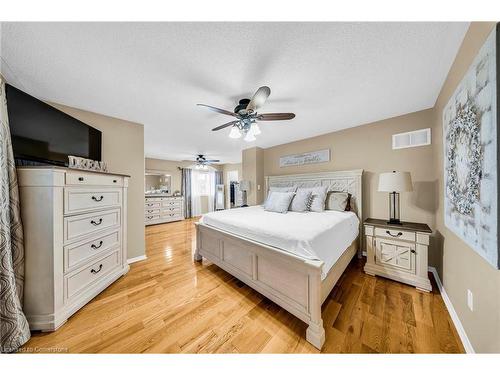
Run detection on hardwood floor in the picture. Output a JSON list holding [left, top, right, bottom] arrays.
[[22, 218, 464, 353]]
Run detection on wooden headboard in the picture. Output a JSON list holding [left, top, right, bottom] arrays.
[[265, 169, 364, 250]]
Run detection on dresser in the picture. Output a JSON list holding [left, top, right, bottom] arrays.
[[144, 195, 184, 225], [363, 218, 432, 292], [17, 167, 130, 331]]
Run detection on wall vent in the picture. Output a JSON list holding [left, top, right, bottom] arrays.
[[392, 128, 431, 150]]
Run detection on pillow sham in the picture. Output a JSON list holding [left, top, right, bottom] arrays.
[[264, 191, 296, 213], [289, 190, 312, 212], [296, 186, 328, 212], [325, 191, 351, 211], [264, 186, 297, 205]]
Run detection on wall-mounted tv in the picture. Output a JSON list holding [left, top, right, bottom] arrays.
[[6, 84, 102, 167]]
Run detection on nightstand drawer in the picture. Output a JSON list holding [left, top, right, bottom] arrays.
[[375, 227, 415, 242]]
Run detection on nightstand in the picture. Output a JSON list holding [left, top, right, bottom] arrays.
[[363, 218, 432, 292]]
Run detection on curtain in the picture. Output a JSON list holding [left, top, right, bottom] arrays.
[[206, 171, 216, 213], [181, 168, 192, 218], [213, 170, 223, 210], [0, 76, 30, 353]]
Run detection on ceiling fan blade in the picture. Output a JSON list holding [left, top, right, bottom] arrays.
[[204, 159, 220, 163], [257, 113, 296, 121], [246, 86, 271, 112], [212, 120, 240, 131], [197, 104, 238, 117]]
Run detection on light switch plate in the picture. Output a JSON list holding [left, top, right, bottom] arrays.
[[467, 289, 474, 311]]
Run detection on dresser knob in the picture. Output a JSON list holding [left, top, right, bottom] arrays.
[[90, 218, 103, 226], [78, 177, 84, 181], [386, 230, 403, 237], [91, 241, 103, 249], [90, 264, 103, 274]]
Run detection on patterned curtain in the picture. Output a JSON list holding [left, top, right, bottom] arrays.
[[181, 168, 192, 218], [0, 76, 30, 353], [214, 170, 223, 209]]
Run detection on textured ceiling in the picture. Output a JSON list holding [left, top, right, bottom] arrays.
[[0, 22, 469, 163]]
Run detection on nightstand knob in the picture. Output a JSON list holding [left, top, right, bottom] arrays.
[[386, 230, 403, 237]]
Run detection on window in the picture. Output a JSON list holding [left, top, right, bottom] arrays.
[[195, 171, 210, 195]]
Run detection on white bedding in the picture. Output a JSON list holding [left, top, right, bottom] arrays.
[[199, 206, 359, 279]]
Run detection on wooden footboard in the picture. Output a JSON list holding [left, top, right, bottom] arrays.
[[194, 222, 356, 350]]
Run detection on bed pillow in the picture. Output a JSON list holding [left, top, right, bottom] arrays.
[[326, 191, 351, 211], [296, 186, 328, 212], [289, 190, 312, 212], [264, 191, 296, 213], [264, 186, 297, 205]]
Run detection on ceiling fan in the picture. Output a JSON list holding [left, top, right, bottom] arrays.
[[183, 154, 220, 170], [197, 86, 295, 142]]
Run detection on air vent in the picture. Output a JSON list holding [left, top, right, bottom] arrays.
[[392, 128, 431, 150]]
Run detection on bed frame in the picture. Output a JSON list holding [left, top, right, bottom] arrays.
[[194, 169, 363, 350]]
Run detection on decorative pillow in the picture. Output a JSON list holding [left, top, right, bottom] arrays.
[[264, 191, 296, 213], [296, 186, 328, 212], [326, 192, 351, 211], [264, 186, 297, 205], [289, 190, 312, 212]]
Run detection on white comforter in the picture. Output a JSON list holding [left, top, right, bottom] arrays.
[[199, 206, 359, 279]]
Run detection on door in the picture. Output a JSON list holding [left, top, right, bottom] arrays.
[[375, 238, 416, 273]]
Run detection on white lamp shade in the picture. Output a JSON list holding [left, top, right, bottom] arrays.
[[250, 123, 261, 135], [239, 180, 250, 191], [229, 126, 242, 139], [244, 131, 256, 142], [378, 171, 413, 192]]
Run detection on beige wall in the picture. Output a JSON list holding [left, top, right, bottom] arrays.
[[263, 109, 437, 230], [432, 22, 500, 353], [49, 103, 145, 260], [242, 147, 265, 205]]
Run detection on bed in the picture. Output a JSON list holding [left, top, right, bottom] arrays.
[[194, 169, 363, 350]]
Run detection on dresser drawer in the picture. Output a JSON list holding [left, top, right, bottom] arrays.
[[66, 172, 124, 187], [65, 188, 122, 215], [161, 207, 182, 214], [64, 209, 120, 243], [64, 229, 121, 273], [145, 202, 161, 209], [162, 201, 182, 208], [65, 250, 121, 301], [374, 227, 415, 242], [145, 214, 161, 221], [144, 208, 160, 215], [161, 212, 183, 220]]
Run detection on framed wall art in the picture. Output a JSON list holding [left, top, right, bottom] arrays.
[[442, 25, 499, 269]]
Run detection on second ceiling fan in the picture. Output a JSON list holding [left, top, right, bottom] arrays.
[[197, 86, 295, 142]]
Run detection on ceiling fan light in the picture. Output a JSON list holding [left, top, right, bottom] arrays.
[[244, 131, 256, 142], [229, 126, 242, 139], [250, 123, 261, 136]]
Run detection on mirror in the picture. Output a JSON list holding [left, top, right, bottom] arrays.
[[145, 170, 172, 195]]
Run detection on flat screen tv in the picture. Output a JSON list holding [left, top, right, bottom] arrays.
[[6, 84, 102, 167]]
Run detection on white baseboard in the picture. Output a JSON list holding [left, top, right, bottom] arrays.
[[127, 255, 147, 264], [428, 266, 475, 354]]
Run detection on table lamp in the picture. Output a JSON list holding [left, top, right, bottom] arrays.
[[378, 171, 413, 225]]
